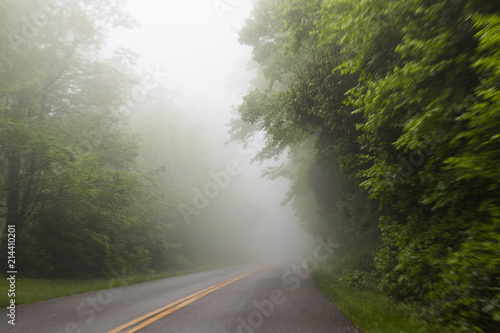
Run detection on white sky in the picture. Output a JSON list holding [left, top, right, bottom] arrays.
[[111, 0, 252, 111]]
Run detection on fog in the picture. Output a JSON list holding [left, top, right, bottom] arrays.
[[109, 0, 314, 261], [2, 2, 495, 331]]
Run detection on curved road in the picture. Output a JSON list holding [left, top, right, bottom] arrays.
[[1, 260, 362, 333]]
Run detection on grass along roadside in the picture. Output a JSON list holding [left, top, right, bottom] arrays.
[[313, 268, 444, 333], [0, 265, 226, 308]]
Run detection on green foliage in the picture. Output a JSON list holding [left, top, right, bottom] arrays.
[[232, 0, 379, 283], [0, 0, 245, 280], [235, 0, 500, 331], [314, 267, 442, 333]]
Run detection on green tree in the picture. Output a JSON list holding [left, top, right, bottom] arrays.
[[0, 0, 179, 278], [236, 0, 500, 330], [315, 0, 500, 330], [232, 0, 379, 280]]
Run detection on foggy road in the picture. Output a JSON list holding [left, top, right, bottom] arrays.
[[1, 0, 496, 331], [0, 261, 362, 333]]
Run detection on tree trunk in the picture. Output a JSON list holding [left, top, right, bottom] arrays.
[[5, 152, 22, 235]]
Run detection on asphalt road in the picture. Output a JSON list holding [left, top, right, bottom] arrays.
[[0, 260, 362, 333]]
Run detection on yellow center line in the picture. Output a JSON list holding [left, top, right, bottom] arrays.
[[107, 276, 241, 333], [107, 264, 270, 333]]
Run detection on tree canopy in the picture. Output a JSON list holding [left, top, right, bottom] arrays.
[[0, 0, 261, 278], [231, 0, 500, 331]]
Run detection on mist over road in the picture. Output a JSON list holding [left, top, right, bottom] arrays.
[[0, 261, 361, 333]]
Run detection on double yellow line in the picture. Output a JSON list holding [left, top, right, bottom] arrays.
[[108, 264, 270, 333]]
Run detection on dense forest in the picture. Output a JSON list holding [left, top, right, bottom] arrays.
[[0, 0, 261, 278], [229, 0, 500, 332]]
